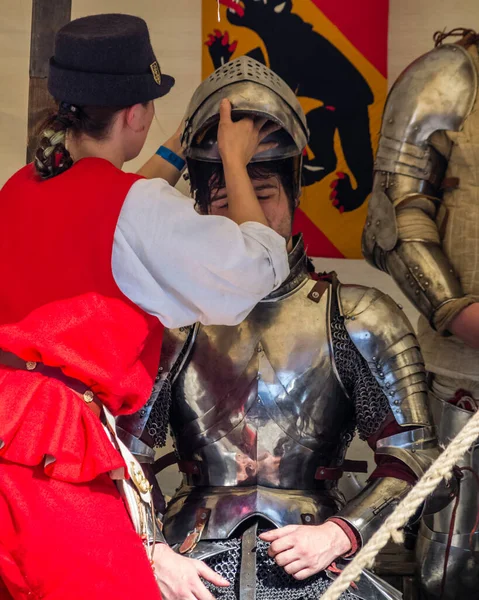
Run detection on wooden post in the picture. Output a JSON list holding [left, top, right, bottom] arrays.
[[26, 0, 71, 164]]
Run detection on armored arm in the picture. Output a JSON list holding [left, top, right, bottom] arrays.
[[116, 325, 196, 543], [332, 285, 453, 545], [362, 43, 479, 334]]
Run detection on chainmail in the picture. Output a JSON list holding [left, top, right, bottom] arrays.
[[202, 536, 359, 600], [330, 302, 391, 440], [146, 327, 194, 447]]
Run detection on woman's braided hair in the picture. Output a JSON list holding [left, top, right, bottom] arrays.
[[34, 102, 79, 179], [34, 101, 134, 180]]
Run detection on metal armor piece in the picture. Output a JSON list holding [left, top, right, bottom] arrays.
[[415, 391, 479, 599], [362, 43, 477, 327], [375, 44, 477, 185], [336, 477, 411, 545], [149, 240, 437, 552], [182, 56, 309, 162], [338, 285, 431, 426]]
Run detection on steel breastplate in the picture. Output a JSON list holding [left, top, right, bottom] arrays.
[[163, 246, 355, 544]]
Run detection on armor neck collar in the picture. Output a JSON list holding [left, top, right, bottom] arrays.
[[263, 234, 310, 301]]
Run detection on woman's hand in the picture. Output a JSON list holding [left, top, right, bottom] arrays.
[[217, 99, 278, 168]]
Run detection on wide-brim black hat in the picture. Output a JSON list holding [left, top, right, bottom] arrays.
[[48, 13, 175, 107]]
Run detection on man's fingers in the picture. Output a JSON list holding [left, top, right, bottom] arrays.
[[261, 525, 297, 542], [274, 548, 299, 567], [196, 561, 230, 587], [268, 535, 295, 557], [284, 559, 305, 576], [292, 567, 316, 581], [219, 99, 233, 124]]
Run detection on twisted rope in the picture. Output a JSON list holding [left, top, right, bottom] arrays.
[[322, 408, 479, 600]]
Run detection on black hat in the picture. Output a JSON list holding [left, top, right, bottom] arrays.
[[48, 13, 174, 107]]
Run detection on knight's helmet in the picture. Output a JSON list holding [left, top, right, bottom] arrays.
[[182, 56, 309, 200]]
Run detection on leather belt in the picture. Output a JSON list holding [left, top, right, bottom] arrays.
[[0, 349, 102, 418]]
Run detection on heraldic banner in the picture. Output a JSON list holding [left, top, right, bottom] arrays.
[[202, 0, 388, 258]]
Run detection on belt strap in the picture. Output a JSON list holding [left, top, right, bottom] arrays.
[[0, 350, 102, 417], [315, 460, 368, 481]]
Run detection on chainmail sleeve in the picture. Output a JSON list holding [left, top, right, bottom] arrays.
[[330, 301, 391, 440]]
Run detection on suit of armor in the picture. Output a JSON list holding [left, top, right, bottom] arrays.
[[118, 236, 443, 599], [362, 30, 479, 599], [118, 57, 446, 599]]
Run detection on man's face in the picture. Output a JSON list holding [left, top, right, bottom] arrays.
[[209, 175, 294, 241]]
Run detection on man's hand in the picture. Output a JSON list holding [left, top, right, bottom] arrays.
[[259, 522, 352, 581], [153, 543, 230, 600], [218, 99, 279, 168]]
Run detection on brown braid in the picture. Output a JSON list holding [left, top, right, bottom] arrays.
[[34, 101, 149, 180], [34, 103, 80, 180]]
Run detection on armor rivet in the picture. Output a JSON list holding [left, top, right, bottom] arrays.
[[320, 470, 324, 475], [304, 515, 312, 522], [415, 290, 420, 295], [405, 274, 410, 279], [411, 449, 416, 453], [410, 281, 414, 286], [398, 304, 403, 310], [450, 493, 455, 498], [418, 273, 423, 278], [367, 221, 371, 227], [425, 281, 429, 286], [350, 316, 355, 321], [373, 357, 377, 362], [376, 220, 380, 226], [159, 367, 163, 372], [386, 383, 391, 388], [372, 235, 376, 241], [179, 327, 185, 332], [394, 400, 399, 405], [388, 118, 394, 124], [256, 374, 261, 380], [201, 512, 207, 519], [389, 391, 394, 396], [25, 361, 37, 371], [414, 266, 419, 271], [312, 291, 320, 299]]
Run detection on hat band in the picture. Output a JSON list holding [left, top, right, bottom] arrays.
[[48, 58, 174, 106]]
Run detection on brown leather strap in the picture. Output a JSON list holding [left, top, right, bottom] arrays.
[[0, 350, 102, 418], [153, 451, 178, 474], [315, 460, 368, 481], [307, 279, 330, 303], [179, 508, 210, 554], [342, 459, 368, 473]]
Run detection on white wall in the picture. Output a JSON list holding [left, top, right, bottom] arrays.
[[1, 0, 478, 498]]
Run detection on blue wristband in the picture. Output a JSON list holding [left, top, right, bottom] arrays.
[[156, 145, 186, 171]]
